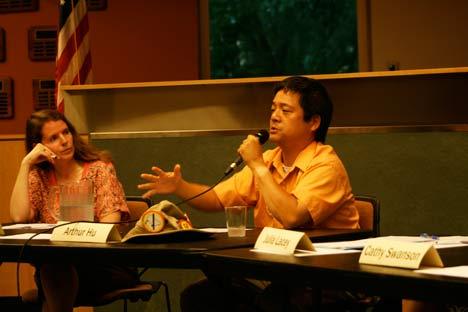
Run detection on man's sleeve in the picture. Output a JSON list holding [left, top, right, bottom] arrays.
[[214, 165, 258, 208], [292, 162, 351, 226]]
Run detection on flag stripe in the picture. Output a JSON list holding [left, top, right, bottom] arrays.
[[56, 14, 89, 82], [74, 51, 92, 84], [58, 32, 91, 88], [56, 0, 92, 112], [57, 0, 87, 57]]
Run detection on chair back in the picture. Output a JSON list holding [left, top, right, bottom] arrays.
[[126, 196, 152, 221], [354, 195, 380, 237], [119, 196, 152, 237]]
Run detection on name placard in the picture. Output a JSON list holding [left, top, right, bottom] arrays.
[[51, 222, 121, 243], [253, 227, 315, 255], [359, 239, 444, 269]]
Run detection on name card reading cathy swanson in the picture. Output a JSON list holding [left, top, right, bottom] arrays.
[[253, 227, 315, 255], [51, 222, 122, 243], [359, 239, 443, 269]]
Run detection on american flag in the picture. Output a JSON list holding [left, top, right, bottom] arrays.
[[56, 0, 93, 112]]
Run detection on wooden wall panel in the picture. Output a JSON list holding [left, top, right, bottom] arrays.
[[0, 137, 24, 223]]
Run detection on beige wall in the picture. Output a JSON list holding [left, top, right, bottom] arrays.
[[366, 0, 468, 71]]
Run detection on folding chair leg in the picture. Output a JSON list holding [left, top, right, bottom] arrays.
[[162, 282, 171, 312]]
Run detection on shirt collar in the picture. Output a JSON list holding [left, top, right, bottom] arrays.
[[270, 141, 318, 173]]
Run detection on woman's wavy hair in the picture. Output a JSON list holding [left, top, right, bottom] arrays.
[[26, 109, 111, 169]]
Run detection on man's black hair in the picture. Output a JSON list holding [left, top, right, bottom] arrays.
[[273, 76, 333, 143]]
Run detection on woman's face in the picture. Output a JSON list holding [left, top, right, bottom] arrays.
[[41, 120, 75, 161]]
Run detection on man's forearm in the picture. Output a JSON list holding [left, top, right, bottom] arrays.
[[175, 179, 224, 212], [252, 165, 311, 228]]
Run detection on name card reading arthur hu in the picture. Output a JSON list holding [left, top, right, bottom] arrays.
[[51, 222, 121, 243], [359, 239, 444, 269], [253, 227, 315, 255]]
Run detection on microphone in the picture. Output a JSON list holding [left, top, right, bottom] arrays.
[[224, 129, 269, 176]]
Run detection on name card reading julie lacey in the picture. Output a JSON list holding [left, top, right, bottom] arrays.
[[359, 239, 444, 269], [253, 227, 315, 255], [51, 222, 122, 243]]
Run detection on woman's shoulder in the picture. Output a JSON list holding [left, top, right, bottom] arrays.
[[85, 160, 116, 175], [29, 165, 49, 181], [87, 160, 114, 168]]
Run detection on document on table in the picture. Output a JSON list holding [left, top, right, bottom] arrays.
[[251, 247, 361, 257], [314, 236, 468, 250], [433, 236, 468, 249], [313, 238, 377, 250], [199, 228, 253, 233], [415, 266, 468, 279], [199, 228, 228, 233], [0, 233, 52, 240], [2, 223, 56, 230]]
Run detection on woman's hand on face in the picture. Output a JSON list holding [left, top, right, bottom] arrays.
[[23, 143, 58, 167], [138, 164, 182, 199]]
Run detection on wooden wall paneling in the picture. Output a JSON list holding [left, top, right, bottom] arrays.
[[0, 137, 24, 223]]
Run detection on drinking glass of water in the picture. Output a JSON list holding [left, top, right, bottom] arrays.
[[225, 206, 247, 237], [59, 180, 94, 222]]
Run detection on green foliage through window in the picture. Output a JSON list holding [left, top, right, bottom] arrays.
[[210, 0, 357, 78]]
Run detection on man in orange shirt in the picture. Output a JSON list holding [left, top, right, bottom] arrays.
[[139, 76, 358, 231], [139, 76, 360, 311]]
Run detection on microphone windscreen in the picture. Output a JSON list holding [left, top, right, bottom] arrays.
[[256, 129, 269, 145]]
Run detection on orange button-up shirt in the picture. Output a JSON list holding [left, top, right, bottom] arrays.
[[214, 141, 359, 229]]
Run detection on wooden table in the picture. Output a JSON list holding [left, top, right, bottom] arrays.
[[203, 245, 468, 304]]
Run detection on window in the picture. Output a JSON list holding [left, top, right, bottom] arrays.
[[209, 0, 357, 78]]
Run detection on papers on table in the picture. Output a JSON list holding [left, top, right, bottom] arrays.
[[251, 247, 361, 257], [415, 266, 468, 279], [314, 236, 468, 250], [294, 248, 361, 257], [314, 238, 373, 250], [2, 223, 56, 230], [433, 236, 468, 249], [199, 228, 254, 233], [199, 228, 228, 233], [0, 224, 55, 240], [0, 233, 52, 240]]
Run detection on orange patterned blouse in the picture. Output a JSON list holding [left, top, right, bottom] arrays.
[[28, 161, 129, 223]]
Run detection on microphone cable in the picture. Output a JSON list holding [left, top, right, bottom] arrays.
[[175, 171, 230, 207], [15, 218, 145, 299], [175, 129, 269, 207]]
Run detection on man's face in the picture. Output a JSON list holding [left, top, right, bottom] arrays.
[[269, 90, 317, 146]]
